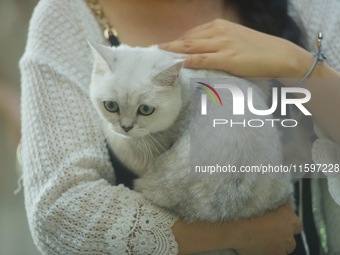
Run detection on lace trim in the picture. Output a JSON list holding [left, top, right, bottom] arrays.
[[105, 185, 178, 255]]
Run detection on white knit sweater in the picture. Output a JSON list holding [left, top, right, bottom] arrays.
[[20, 0, 340, 254]]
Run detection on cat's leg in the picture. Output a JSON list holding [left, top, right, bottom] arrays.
[[134, 129, 192, 212]]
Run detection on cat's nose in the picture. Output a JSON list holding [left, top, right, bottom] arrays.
[[121, 125, 133, 133]]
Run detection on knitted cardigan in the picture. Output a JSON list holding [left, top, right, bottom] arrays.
[[20, 0, 340, 254]]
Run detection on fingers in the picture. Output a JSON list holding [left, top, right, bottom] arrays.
[[181, 18, 236, 38], [158, 19, 237, 72], [159, 39, 232, 71], [293, 217, 302, 235], [184, 53, 225, 70], [178, 28, 217, 41], [159, 39, 218, 54], [284, 203, 302, 235], [159, 19, 234, 53], [274, 203, 301, 255], [286, 238, 297, 254]]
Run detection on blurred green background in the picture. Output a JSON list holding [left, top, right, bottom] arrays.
[[0, 0, 39, 254]]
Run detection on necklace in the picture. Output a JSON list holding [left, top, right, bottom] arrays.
[[85, 0, 120, 46]]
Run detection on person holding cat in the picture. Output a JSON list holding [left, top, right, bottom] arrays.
[[19, 0, 340, 255]]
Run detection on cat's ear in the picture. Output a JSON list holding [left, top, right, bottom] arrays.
[[88, 41, 116, 76], [153, 59, 184, 86]]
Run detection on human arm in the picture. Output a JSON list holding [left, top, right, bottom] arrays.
[[19, 1, 179, 254], [20, 56, 181, 254], [159, 17, 340, 145], [173, 203, 301, 255]]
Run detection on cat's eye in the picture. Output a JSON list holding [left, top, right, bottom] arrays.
[[138, 104, 155, 116], [103, 101, 119, 113]]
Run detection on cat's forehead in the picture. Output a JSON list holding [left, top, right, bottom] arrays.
[[113, 45, 182, 70], [103, 75, 161, 103], [115, 52, 162, 70], [91, 44, 182, 105], [105, 71, 153, 91], [91, 43, 184, 80]]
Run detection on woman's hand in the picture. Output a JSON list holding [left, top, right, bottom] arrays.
[[159, 19, 312, 78], [233, 203, 301, 255], [160, 19, 340, 144], [172, 203, 301, 255]]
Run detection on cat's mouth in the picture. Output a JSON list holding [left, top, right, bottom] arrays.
[[108, 124, 131, 139], [108, 124, 149, 139], [118, 129, 150, 139]]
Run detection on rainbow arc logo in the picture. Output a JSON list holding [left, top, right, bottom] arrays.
[[196, 82, 223, 106], [196, 82, 222, 115]]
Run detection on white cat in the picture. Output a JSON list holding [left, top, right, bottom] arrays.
[[89, 42, 293, 254]]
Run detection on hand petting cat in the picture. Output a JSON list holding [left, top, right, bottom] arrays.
[[159, 19, 313, 79], [160, 18, 340, 145]]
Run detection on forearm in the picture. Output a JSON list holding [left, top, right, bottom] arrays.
[[302, 63, 340, 144], [172, 203, 301, 255], [283, 44, 340, 144], [172, 219, 236, 255], [159, 18, 340, 145]]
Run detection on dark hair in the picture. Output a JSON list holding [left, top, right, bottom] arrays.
[[229, 0, 305, 48]]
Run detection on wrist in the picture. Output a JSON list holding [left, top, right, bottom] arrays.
[[281, 33, 339, 82], [309, 61, 339, 79], [281, 42, 315, 79], [281, 49, 339, 87]]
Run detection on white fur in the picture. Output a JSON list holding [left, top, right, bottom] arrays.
[[89, 43, 294, 255], [89, 43, 185, 173]]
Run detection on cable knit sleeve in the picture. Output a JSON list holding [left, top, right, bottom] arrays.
[[20, 0, 178, 254]]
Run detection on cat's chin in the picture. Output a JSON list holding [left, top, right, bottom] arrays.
[[112, 132, 132, 139], [113, 130, 150, 139]]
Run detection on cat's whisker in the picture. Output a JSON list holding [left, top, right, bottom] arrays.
[[136, 139, 145, 150], [92, 134, 104, 152], [160, 130, 178, 137], [92, 133, 109, 156], [148, 134, 167, 154], [145, 136, 162, 170], [148, 135, 160, 156], [142, 137, 156, 164], [146, 135, 162, 157]]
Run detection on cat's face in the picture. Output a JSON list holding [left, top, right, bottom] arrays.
[[89, 43, 184, 138]]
